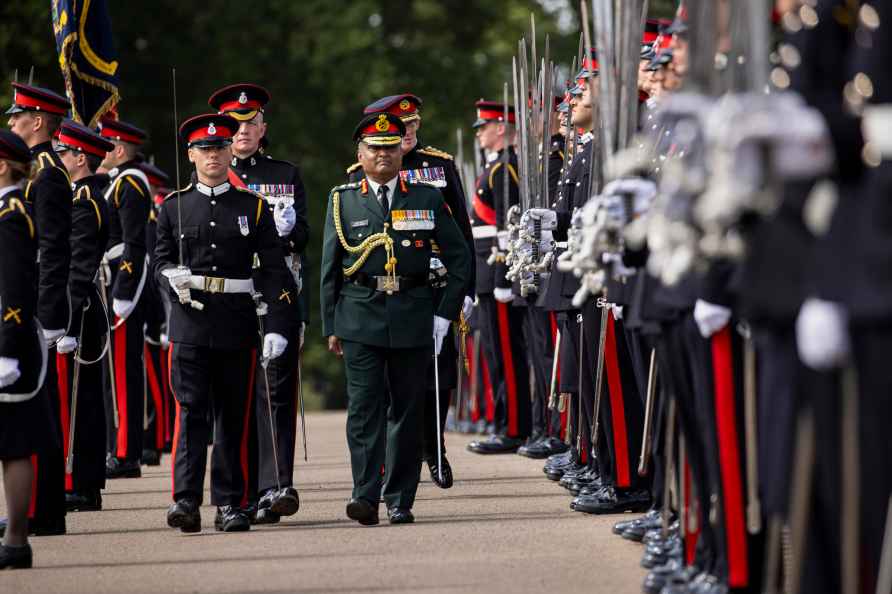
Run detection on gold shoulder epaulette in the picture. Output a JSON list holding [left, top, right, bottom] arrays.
[[75, 186, 103, 228], [0, 198, 35, 238], [332, 181, 361, 193], [163, 184, 193, 201], [345, 161, 362, 174], [36, 152, 72, 185], [419, 146, 453, 160]]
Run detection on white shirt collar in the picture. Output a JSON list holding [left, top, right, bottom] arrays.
[[196, 181, 230, 197], [579, 131, 593, 145], [0, 185, 20, 201], [366, 176, 398, 199]]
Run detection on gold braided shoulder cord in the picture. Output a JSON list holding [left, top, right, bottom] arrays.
[[332, 191, 398, 282]]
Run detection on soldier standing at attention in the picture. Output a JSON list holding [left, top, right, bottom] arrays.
[[321, 112, 469, 525], [155, 114, 294, 533]]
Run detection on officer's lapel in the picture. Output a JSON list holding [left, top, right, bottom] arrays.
[[359, 178, 385, 222]]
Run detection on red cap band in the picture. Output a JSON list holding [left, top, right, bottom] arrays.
[[13, 92, 68, 115]]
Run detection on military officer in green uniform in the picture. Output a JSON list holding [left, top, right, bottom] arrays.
[[321, 112, 470, 526]]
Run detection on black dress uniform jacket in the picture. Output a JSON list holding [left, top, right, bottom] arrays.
[[471, 146, 519, 295], [24, 142, 72, 331], [153, 182, 295, 349], [106, 161, 151, 303]]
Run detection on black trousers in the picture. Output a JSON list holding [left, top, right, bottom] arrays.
[[422, 325, 457, 461], [525, 306, 554, 438], [169, 342, 256, 507], [30, 346, 66, 522], [255, 324, 301, 494], [342, 340, 429, 510], [57, 351, 107, 493], [104, 309, 145, 463], [477, 295, 532, 439]]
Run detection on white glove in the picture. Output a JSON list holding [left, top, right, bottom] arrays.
[[524, 208, 558, 230], [263, 332, 288, 361], [113, 298, 135, 320], [603, 177, 658, 217], [163, 267, 193, 304], [274, 202, 296, 237], [493, 287, 514, 304], [56, 335, 78, 354], [0, 357, 21, 388], [796, 298, 850, 370], [160, 333, 170, 349], [433, 315, 451, 355], [611, 305, 624, 321], [42, 328, 65, 343], [461, 296, 475, 319], [693, 299, 732, 339], [299, 323, 306, 350]]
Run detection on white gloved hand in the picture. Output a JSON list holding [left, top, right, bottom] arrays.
[[299, 323, 306, 350], [433, 315, 451, 355], [263, 332, 288, 361], [113, 298, 135, 320], [603, 177, 658, 217], [611, 305, 624, 321], [56, 335, 78, 355], [693, 299, 732, 339], [461, 296, 475, 319], [160, 333, 170, 349], [274, 202, 296, 237], [493, 287, 514, 304], [796, 298, 850, 370], [163, 267, 193, 304], [524, 208, 558, 230], [42, 328, 65, 343], [0, 357, 21, 388]]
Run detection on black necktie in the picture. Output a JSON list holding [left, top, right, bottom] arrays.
[[377, 185, 390, 216]]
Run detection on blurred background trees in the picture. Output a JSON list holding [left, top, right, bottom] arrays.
[[1, 0, 675, 408]]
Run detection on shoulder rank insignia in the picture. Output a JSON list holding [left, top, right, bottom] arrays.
[[332, 181, 361, 193], [345, 161, 362, 174], [418, 146, 454, 161]]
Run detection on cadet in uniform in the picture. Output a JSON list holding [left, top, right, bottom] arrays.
[[321, 112, 469, 525], [3, 83, 73, 538], [55, 121, 113, 511], [208, 83, 308, 523], [0, 130, 45, 569], [347, 93, 475, 488], [156, 113, 294, 533], [466, 100, 533, 454], [97, 118, 152, 479]]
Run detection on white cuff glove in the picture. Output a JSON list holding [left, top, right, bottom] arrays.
[[56, 335, 78, 355], [693, 299, 732, 339], [113, 298, 135, 320], [299, 323, 306, 350], [0, 357, 21, 388], [263, 332, 288, 361], [611, 305, 624, 321], [42, 328, 65, 343], [602, 177, 658, 217], [163, 267, 193, 304], [160, 333, 170, 349], [796, 298, 850, 370], [461, 296, 475, 319], [433, 315, 451, 356], [524, 208, 558, 230], [493, 287, 514, 304], [274, 202, 296, 238]]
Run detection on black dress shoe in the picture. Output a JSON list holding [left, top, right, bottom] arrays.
[[141, 449, 161, 466], [105, 457, 141, 479], [346, 498, 379, 526], [426, 455, 454, 489], [466, 435, 525, 454], [268, 487, 300, 517], [215, 506, 250, 532], [574, 485, 652, 515], [521, 436, 569, 459], [613, 509, 658, 535], [622, 512, 663, 542], [166, 498, 201, 533], [642, 560, 697, 594], [65, 490, 102, 512], [253, 491, 279, 525], [0, 515, 67, 538], [387, 507, 415, 524], [0, 543, 32, 569]]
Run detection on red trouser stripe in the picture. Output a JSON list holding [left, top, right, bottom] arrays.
[[28, 454, 38, 518], [711, 326, 749, 587], [56, 352, 73, 492], [604, 313, 631, 487], [496, 301, 519, 436], [466, 335, 479, 423], [684, 459, 700, 565], [114, 317, 129, 457], [168, 343, 180, 500], [144, 345, 164, 450], [240, 351, 257, 508], [482, 355, 495, 423], [161, 345, 171, 443]]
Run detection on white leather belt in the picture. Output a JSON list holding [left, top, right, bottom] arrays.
[[188, 276, 255, 294], [472, 225, 497, 239], [104, 243, 125, 260]]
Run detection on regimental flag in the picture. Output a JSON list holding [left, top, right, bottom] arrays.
[[51, 0, 120, 127]]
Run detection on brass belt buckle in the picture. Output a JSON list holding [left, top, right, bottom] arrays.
[[204, 276, 225, 294], [376, 276, 399, 294]]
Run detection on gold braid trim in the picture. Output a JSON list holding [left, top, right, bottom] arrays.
[[331, 191, 398, 281]]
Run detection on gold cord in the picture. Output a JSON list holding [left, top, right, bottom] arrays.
[[332, 191, 398, 282]]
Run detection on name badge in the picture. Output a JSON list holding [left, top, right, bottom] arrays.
[[351, 219, 369, 228], [238, 215, 250, 236], [391, 209, 435, 231], [400, 167, 446, 188], [248, 184, 295, 207]]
